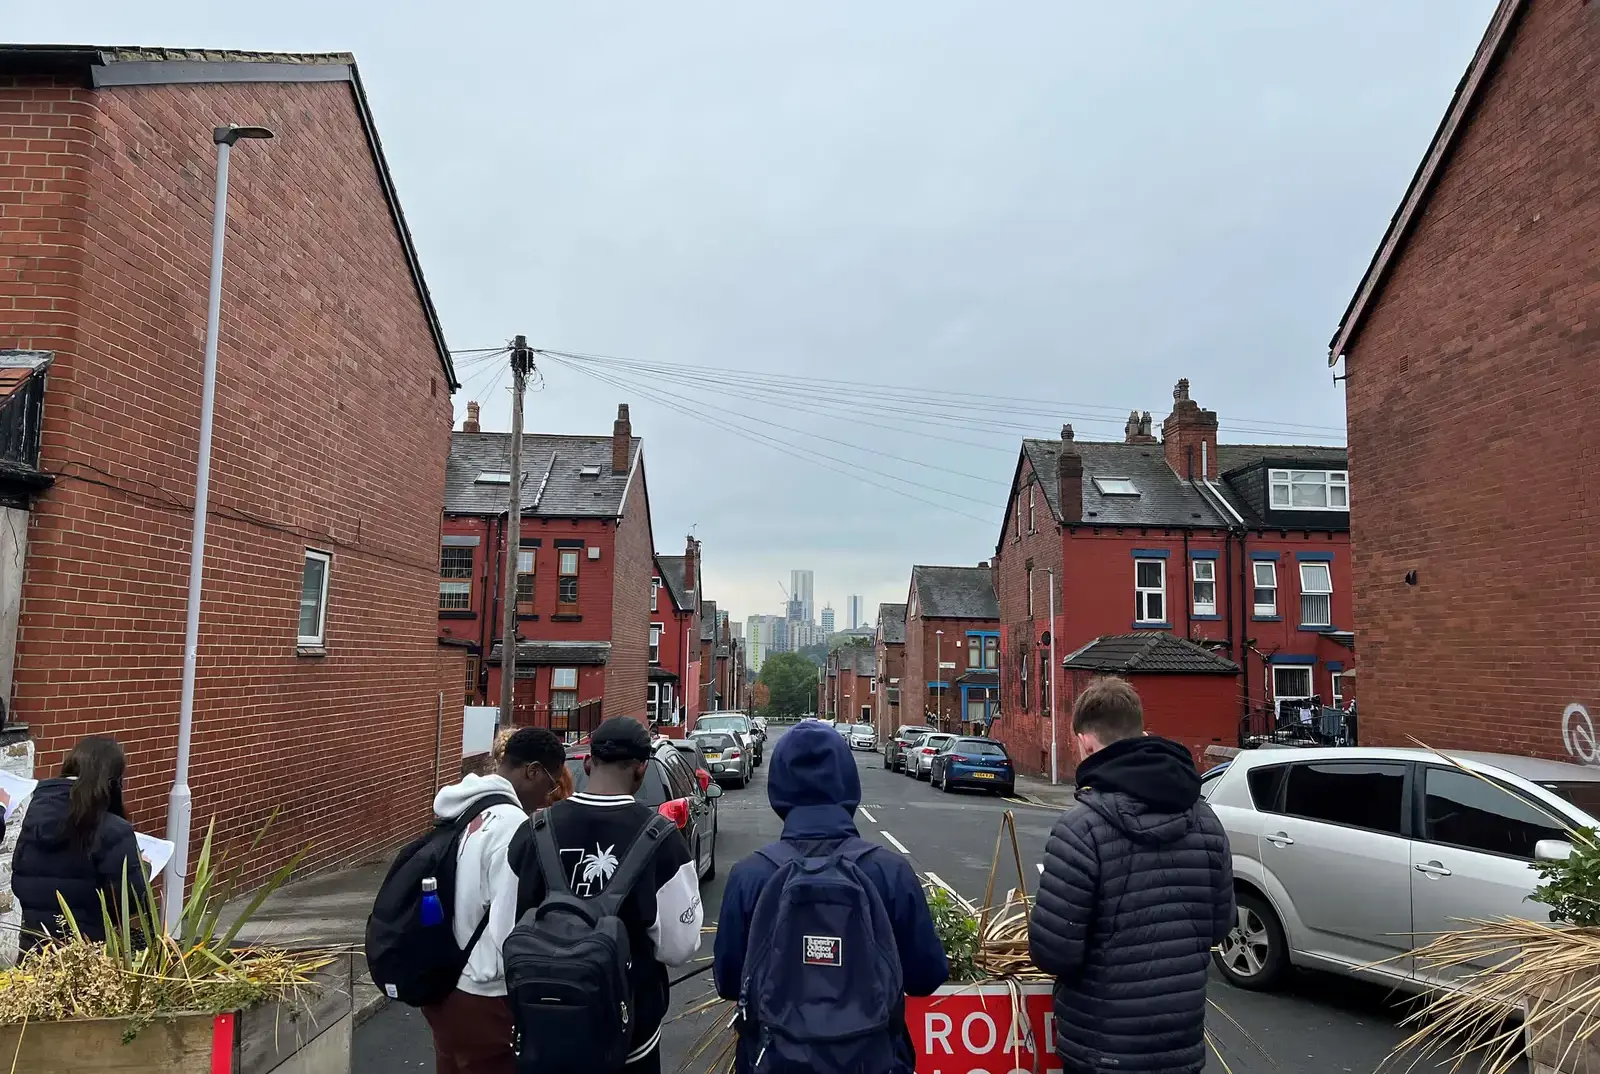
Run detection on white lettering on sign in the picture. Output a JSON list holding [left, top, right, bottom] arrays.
[[1043, 1011, 1056, 1054], [1564, 704, 1598, 766], [802, 935, 842, 966], [961, 1012, 998, 1054], [925, 1012, 953, 1054]]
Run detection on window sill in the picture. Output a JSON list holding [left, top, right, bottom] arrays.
[[439, 610, 476, 620], [518, 613, 540, 622], [1252, 615, 1283, 622], [1191, 613, 1223, 621], [551, 613, 583, 622], [1132, 621, 1172, 630], [1297, 624, 1335, 633], [296, 645, 328, 659]]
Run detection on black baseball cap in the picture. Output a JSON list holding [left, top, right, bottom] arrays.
[[590, 716, 653, 763]]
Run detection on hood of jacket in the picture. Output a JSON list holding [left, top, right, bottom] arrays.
[[1074, 736, 1202, 845], [22, 779, 78, 850], [433, 773, 520, 821], [768, 722, 860, 840]]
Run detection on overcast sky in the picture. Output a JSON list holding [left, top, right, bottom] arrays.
[[11, 2, 1495, 628]]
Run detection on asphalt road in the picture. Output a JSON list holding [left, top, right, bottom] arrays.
[[354, 725, 1521, 1074]]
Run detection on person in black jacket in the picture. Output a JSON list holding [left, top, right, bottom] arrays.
[[11, 736, 147, 953], [1030, 676, 1234, 1074]]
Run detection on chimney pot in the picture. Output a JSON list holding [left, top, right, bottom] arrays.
[[978, 560, 990, 570], [1124, 411, 1141, 442], [1175, 378, 1190, 401], [463, 400, 481, 434], [612, 403, 632, 474], [1061, 423, 1074, 441]]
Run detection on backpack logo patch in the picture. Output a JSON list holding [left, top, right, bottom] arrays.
[[802, 935, 842, 967]]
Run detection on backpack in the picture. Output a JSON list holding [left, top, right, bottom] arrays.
[[364, 793, 517, 1007], [738, 839, 905, 1074], [503, 810, 674, 1074]]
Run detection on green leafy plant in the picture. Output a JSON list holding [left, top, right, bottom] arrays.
[[926, 885, 980, 983], [1532, 826, 1600, 927]]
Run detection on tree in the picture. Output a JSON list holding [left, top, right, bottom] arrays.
[[758, 651, 818, 719], [796, 643, 829, 667]]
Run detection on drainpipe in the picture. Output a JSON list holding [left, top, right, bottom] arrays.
[[1195, 440, 1251, 733]]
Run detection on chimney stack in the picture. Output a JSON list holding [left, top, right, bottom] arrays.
[[683, 534, 697, 590], [978, 560, 990, 570], [1161, 377, 1220, 479], [612, 403, 632, 474], [1057, 446, 1084, 524], [1124, 410, 1157, 445], [463, 400, 481, 434], [1061, 423, 1074, 441]]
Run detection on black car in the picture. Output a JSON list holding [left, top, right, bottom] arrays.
[[565, 739, 721, 881], [883, 725, 932, 772]]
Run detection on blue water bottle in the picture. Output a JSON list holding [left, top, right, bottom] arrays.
[[420, 877, 444, 927]]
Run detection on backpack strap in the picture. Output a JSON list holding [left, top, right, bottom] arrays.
[[530, 809, 571, 897], [444, 792, 519, 833], [597, 814, 674, 916]]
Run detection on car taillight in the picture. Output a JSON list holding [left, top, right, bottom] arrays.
[[921, 746, 936, 755], [658, 798, 690, 830], [727, 749, 741, 759], [950, 754, 970, 763]]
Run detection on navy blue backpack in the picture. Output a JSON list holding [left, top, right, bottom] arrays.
[[739, 839, 905, 1074]]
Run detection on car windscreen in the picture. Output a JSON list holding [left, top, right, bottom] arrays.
[[565, 757, 671, 807], [953, 739, 1007, 756], [1538, 781, 1600, 822], [696, 717, 749, 734]]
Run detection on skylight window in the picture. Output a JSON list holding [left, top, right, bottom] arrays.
[[1093, 477, 1140, 496], [579, 465, 602, 479], [475, 471, 512, 485]]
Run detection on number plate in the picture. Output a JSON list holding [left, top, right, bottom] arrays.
[[971, 772, 996, 779], [705, 753, 721, 760]]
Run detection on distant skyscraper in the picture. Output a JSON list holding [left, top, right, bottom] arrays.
[[847, 595, 864, 630], [821, 605, 835, 635], [790, 570, 815, 624], [716, 609, 728, 635], [729, 622, 743, 642]]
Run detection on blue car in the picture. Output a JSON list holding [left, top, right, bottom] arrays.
[[929, 736, 1015, 796]]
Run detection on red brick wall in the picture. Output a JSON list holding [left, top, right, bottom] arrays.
[[902, 613, 995, 730], [1343, 0, 1600, 760], [1060, 670, 1238, 776], [606, 462, 653, 724], [993, 455, 1064, 766], [873, 641, 903, 736], [2, 75, 456, 885]]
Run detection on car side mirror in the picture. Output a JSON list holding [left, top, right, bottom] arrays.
[[1535, 838, 1575, 862], [705, 782, 723, 800]]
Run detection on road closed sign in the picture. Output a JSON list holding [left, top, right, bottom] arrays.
[[906, 984, 1060, 1074]]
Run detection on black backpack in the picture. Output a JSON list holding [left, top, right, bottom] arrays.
[[504, 810, 674, 1074], [365, 793, 517, 1007]]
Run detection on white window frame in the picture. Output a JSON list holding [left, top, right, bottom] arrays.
[[1299, 561, 1334, 628], [298, 549, 332, 646], [1268, 469, 1349, 512], [1028, 485, 1036, 534], [650, 623, 663, 665], [1192, 559, 1216, 616], [1014, 493, 1022, 543], [1093, 477, 1139, 496], [647, 681, 661, 722], [1252, 561, 1278, 617], [1330, 671, 1345, 709], [651, 578, 660, 612], [1272, 665, 1314, 707], [1026, 566, 1034, 617], [552, 667, 578, 690], [1134, 558, 1166, 624]]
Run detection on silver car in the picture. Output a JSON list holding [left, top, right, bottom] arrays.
[[1207, 746, 1600, 994], [905, 732, 955, 780], [689, 730, 752, 789], [849, 724, 878, 751]]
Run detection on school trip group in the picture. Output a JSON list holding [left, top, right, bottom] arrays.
[[4, 674, 1234, 1074]]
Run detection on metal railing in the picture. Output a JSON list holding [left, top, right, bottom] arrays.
[[1239, 702, 1357, 749]]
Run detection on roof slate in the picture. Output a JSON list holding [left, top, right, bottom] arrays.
[[878, 603, 907, 645], [445, 432, 639, 518], [700, 601, 718, 642], [487, 640, 611, 666], [1025, 440, 1232, 529], [1216, 444, 1349, 475], [911, 566, 999, 620], [1062, 633, 1239, 675], [655, 555, 691, 612]]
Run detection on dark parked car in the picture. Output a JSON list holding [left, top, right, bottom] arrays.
[[883, 725, 932, 772], [929, 737, 1015, 796], [566, 738, 721, 880]]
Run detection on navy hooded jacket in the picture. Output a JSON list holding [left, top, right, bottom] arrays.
[[11, 777, 146, 951], [1029, 736, 1234, 1074], [713, 721, 948, 1074]]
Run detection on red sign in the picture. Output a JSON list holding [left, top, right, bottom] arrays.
[[906, 984, 1061, 1074]]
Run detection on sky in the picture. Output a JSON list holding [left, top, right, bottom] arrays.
[[9, 1, 1498, 629]]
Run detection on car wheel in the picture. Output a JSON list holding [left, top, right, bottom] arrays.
[[917, 766, 930, 782], [1214, 891, 1288, 991], [943, 773, 956, 794], [882, 752, 890, 769]]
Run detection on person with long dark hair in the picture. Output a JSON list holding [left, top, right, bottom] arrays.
[[11, 736, 146, 952]]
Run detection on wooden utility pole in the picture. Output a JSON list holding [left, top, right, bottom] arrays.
[[498, 336, 533, 722]]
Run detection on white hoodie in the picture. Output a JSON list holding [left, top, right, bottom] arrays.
[[432, 773, 528, 998]]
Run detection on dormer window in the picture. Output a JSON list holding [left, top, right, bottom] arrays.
[[1093, 477, 1139, 496], [1269, 469, 1349, 511], [475, 471, 512, 485]]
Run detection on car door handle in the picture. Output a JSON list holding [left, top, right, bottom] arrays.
[[1415, 861, 1453, 878], [1267, 832, 1295, 846]]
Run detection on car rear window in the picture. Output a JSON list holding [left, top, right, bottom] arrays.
[[1246, 764, 1287, 809], [898, 726, 927, 738], [1539, 781, 1600, 822], [693, 733, 738, 751], [954, 739, 1006, 756]]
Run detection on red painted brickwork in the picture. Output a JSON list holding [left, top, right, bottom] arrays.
[[2, 75, 456, 886], [605, 464, 653, 723], [1060, 670, 1237, 774], [873, 640, 904, 737], [992, 453, 1064, 771], [902, 612, 996, 732], [1342, 0, 1600, 760]]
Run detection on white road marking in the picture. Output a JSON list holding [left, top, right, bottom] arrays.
[[923, 872, 978, 914], [859, 807, 877, 823], [1036, 863, 1044, 875], [880, 829, 910, 854]]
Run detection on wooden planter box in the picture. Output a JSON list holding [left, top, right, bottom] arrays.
[[906, 982, 1055, 1073], [0, 952, 354, 1074], [1527, 971, 1600, 1074]]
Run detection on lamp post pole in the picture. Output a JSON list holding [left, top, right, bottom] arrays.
[[934, 630, 944, 729], [164, 124, 274, 935]]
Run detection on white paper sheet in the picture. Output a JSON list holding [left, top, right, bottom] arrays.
[[136, 833, 175, 879], [0, 770, 38, 822]]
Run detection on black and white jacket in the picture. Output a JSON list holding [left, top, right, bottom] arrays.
[[508, 792, 702, 1064]]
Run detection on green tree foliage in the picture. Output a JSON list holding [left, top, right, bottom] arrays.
[[796, 643, 828, 667], [758, 651, 818, 718]]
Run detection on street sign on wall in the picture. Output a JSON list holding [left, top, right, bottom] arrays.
[[906, 984, 1060, 1074]]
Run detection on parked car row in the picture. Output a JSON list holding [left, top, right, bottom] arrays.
[[881, 724, 1016, 796]]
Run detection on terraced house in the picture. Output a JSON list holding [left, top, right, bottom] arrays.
[[900, 565, 1001, 735], [873, 602, 907, 736]]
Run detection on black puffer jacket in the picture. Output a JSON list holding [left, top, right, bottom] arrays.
[[1029, 737, 1234, 1074], [11, 778, 146, 951]]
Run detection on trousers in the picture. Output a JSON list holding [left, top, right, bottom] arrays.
[[423, 990, 515, 1074]]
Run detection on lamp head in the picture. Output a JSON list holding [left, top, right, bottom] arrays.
[[214, 125, 275, 146]]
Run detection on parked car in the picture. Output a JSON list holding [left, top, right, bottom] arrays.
[[849, 724, 878, 751], [1206, 746, 1600, 996], [565, 738, 721, 881], [884, 725, 932, 772], [930, 737, 1015, 796], [694, 712, 762, 766], [905, 732, 955, 780], [833, 721, 853, 739], [751, 715, 768, 741], [688, 730, 752, 788]]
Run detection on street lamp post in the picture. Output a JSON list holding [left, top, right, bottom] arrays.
[[934, 629, 944, 729], [164, 124, 274, 935]]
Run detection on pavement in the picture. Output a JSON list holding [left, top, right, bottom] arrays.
[[350, 727, 1523, 1073]]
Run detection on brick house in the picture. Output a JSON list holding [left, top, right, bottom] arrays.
[[992, 379, 1354, 778], [873, 602, 907, 736], [652, 536, 703, 731], [1327, 0, 1597, 760], [902, 565, 1000, 734], [824, 645, 876, 725], [0, 45, 463, 886], [697, 599, 720, 713], [438, 403, 655, 733]]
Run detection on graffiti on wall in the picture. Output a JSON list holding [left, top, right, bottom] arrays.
[[1563, 703, 1597, 765]]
